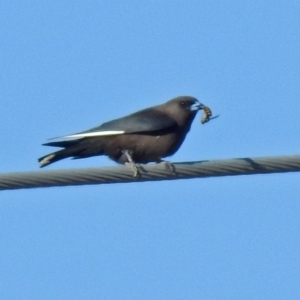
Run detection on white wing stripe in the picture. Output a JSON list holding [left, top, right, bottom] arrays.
[[65, 131, 125, 138]]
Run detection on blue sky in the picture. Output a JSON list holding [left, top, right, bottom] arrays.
[[1, 1, 300, 299]]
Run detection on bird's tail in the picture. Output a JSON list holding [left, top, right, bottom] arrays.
[[38, 138, 108, 167], [38, 149, 72, 168]]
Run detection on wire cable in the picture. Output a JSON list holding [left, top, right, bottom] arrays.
[[1, 154, 300, 191]]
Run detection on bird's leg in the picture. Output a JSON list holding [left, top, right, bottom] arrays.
[[156, 159, 176, 174], [123, 150, 139, 177]]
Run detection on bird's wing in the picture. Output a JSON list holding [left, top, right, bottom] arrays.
[[77, 110, 177, 136], [44, 109, 177, 146]]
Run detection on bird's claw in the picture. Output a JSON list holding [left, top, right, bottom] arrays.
[[123, 150, 140, 177], [125, 162, 139, 177], [157, 160, 176, 174]]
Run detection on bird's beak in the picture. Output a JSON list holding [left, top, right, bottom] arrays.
[[190, 101, 205, 111]]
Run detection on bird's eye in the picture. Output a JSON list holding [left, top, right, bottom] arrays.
[[180, 101, 191, 109]]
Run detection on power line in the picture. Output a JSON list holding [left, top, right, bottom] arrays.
[[1, 154, 300, 191]]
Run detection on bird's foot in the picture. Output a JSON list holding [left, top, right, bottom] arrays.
[[157, 160, 176, 174], [123, 150, 140, 177], [125, 162, 140, 177]]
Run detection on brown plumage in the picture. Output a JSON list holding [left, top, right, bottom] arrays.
[[38, 96, 205, 171]]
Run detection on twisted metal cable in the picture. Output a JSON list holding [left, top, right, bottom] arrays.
[[1, 154, 300, 191]]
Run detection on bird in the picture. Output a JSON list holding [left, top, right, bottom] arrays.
[[38, 96, 206, 175]]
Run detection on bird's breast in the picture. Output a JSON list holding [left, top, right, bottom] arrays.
[[103, 131, 187, 164]]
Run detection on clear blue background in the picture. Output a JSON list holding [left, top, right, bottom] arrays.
[[1, 1, 300, 299]]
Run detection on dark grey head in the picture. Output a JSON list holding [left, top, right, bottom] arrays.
[[161, 96, 204, 127]]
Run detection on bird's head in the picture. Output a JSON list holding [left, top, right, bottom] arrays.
[[169, 96, 204, 111], [163, 96, 204, 127]]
